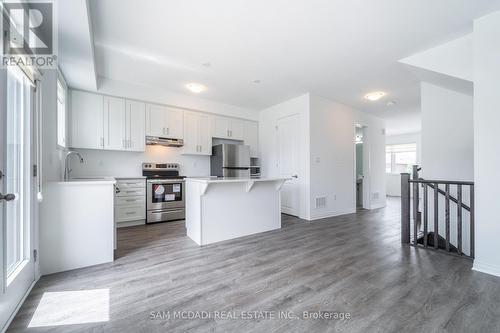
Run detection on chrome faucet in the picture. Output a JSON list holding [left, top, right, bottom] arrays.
[[64, 151, 85, 181]]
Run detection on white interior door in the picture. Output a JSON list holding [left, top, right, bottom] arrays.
[[277, 114, 300, 216], [0, 66, 36, 331]]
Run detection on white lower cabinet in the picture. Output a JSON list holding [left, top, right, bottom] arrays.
[[115, 178, 146, 228], [182, 111, 212, 155]]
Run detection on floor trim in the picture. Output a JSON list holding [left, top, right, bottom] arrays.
[[472, 260, 500, 277]]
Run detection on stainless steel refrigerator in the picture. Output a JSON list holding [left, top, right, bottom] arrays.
[[211, 144, 251, 178]]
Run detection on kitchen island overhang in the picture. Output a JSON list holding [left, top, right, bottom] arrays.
[[185, 177, 288, 246]]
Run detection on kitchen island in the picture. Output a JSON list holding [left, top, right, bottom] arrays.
[[185, 177, 288, 245]]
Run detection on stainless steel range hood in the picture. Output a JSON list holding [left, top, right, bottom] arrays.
[[146, 136, 184, 147]]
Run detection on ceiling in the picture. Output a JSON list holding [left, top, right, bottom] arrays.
[[89, 0, 500, 122]]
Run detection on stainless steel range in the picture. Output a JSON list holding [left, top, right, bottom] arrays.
[[143, 163, 185, 224]]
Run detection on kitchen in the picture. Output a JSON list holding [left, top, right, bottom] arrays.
[[39, 88, 285, 275]]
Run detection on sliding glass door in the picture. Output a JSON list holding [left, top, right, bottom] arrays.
[[0, 66, 36, 331]]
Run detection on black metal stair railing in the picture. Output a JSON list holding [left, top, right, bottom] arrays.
[[400, 165, 475, 259]]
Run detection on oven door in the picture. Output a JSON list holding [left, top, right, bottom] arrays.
[[147, 180, 185, 210]]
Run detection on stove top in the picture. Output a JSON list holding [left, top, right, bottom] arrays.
[[142, 162, 184, 180]]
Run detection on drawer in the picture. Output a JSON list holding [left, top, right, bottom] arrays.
[[116, 187, 145, 197], [115, 195, 145, 207], [115, 205, 146, 222], [116, 179, 145, 189]]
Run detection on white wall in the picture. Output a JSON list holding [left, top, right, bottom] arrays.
[[420, 81, 474, 256], [400, 34, 473, 82], [259, 93, 386, 221], [472, 10, 500, 276], [309, 95, 386, 219], [421, 82, 473, 181], [386, 132, 422, 196], [259, 94, 311, 220]]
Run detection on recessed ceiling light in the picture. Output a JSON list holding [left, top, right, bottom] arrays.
[[253, 80, 261, 84], [202, 62, 211, 67], [364, 91, 386, 101], [186, 83, 207, 93]]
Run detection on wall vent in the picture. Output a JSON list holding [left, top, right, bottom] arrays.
[[315, 196, 327, 209], [371, 192, 380, 201]]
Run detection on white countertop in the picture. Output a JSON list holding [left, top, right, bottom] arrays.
[[53, 176, 117, 185], [185, 177, 288, 184]]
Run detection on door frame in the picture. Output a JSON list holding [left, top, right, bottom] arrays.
[[0, 67, 39, 332], [353, 124, 371, 210]]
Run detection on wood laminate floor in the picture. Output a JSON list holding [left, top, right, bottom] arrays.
[[7, 198, 500, 332]]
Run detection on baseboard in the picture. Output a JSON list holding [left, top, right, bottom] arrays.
[[1, 277, 39, 333], [472, 260, 500, 277], [309, 209, 356, 221], [370, 201, 386, 210]]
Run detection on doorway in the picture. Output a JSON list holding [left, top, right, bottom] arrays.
[[355, 125, 369, 210], [277, 114, 300, 216], [0, 66, 37, 331]]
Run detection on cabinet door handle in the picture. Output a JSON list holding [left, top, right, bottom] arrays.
[[166, 127, 169, 135], [100, 137, 104, 147], [163, 127, 166, 135]]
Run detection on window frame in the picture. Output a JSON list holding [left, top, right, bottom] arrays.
[[385, 143, 417, 175], [56, 70, 67, 150]]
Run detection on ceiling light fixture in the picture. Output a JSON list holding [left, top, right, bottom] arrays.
[[386, 101, 396, 107], [253, 80, 261, 84], [186, 83, 207, 93], [364, 91, 386, 101]]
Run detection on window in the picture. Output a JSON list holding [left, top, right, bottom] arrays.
[[57, 77, 66, 148], [386, 143, 417, 174]]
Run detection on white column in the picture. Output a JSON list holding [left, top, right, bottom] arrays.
[[472, 10, 500, 276]]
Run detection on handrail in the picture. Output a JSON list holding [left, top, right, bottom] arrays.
[[409, 179, 474, 186], [419, 181, 471, 212], [401, 165, 475, 259]]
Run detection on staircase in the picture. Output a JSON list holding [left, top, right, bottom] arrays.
[[400, 165, 475, 259]]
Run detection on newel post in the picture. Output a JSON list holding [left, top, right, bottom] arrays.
[[401, 173, 411, 244]]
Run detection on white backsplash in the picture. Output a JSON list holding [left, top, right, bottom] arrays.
[[70, 145, 210, 178]]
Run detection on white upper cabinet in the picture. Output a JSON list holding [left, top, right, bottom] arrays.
[[103, 96, 127, 150], [243, 121, 259, 157], [146, 104, 165, 137], [166, 107, 184, 139], [70, 90, 104, 149], [183, 111, 212, 155], [213, 116, 244, 140], [70, 90, 145, 152], [146, 104, 183, 139], [126, 100, 146, 151]]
